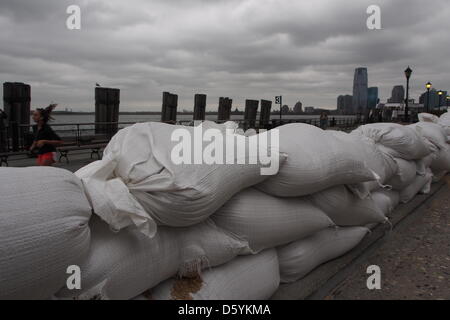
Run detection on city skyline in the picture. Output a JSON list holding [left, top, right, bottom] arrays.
[[1, 0, 450, 112]]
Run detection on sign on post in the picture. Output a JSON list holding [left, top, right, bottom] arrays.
[[275, 96, 282, 120]]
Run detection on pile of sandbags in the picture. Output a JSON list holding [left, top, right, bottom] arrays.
[[0, 167, 92, 300], [3, 117, 449, 300], [76, 122, 284, 237], [55, 217, 250, 300]]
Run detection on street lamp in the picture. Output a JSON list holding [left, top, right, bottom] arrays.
[[438, 90, 443, 109], [404, 66, 412, 122], [426, 82, 432, 113]]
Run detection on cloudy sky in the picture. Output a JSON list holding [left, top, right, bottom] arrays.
[[0, 0, 449, 111]]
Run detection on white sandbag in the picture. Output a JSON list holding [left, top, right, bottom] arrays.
[[150, 249, 280, 300], [76, 122, 282, 236], [416, 154, 437, 176], [55, 218, 249, 300], [352, 123, 431, 160], [278, 227, 369, 283], [0, 167, 91, 300], [418, 113, 440, 124], [387, 158, 418, 190], [438, 112, 450, 138], [256, 123, 376, 197], [431, 145, 450, 172], [409, 122, 449, 151], [331, 130, 398, 189], [212, 188, 334, 252], [310, 185, 387, 226], [371, 189, 400, 216], [400, 171, 433, 203]]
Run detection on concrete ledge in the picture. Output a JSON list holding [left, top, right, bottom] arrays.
[[272, 179, 447, 300]]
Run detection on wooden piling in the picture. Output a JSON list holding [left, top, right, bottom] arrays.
[[260, 99, 272, 129], [245, 99, 259, 129], [193, 94, 207, 121], [3, 82, 31, 151], [161, 92, 178, 123], [95, 87, 120, 135], [218, 97, 232, 122]]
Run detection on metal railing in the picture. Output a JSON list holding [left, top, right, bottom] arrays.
[[0, 117, 364, 154]]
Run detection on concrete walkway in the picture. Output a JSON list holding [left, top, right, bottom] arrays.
[[327, 176, 450, 300]]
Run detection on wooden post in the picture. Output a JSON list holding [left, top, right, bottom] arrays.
[[218, 97, 232, 122], [193, 94, 207, 121], [161, 92, 178, 123], [245, 99, 259, 129], [260, 100, 272, 129], [95, 87, 120, 135], [3, 82, 31, 151]]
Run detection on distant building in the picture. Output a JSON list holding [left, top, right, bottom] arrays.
[[352, 68, 368, 114], [388, 85, 405, 103], [337, 94, 353, 115], [367, 87, 379, 109], [293, 101, 303, 114], [281, 105, 290, 114], [419, 89, 448, 109], [304, 106, 315, 114]]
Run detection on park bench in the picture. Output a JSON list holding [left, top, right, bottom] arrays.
[[0, 151, 30, 167], [57, 143, 107, 164]]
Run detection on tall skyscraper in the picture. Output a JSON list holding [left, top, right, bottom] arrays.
[[367, 87, 379, 109], [352, 68, 368, 114], [388, 85, 405, 103]]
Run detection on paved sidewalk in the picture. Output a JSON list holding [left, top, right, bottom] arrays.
[[327, 176, 450, 300]]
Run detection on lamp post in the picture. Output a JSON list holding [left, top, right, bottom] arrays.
[[438, 90, 443, 110], [426, 82, 432, 113], [404, 66, 412, 122]]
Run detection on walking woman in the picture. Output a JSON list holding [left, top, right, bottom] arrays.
[[30, 104, 63, 166]]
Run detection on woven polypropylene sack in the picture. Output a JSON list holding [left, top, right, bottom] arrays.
[[371, 189, 400, 216], [387, 158, 419, 190], [278, 227, 369, 283], [212, 188, 334, 252], [352, 123, 431, 160], [150, 249, 280, 300], [257, 123, 376, 197], [0, 167, 91, 300], [76, 122, 283, 236], [310, 185, 387, 226], [400, 171, 433, 203], [55, 218, 249, 300]]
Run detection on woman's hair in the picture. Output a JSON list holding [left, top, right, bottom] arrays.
[[37, 104, 57, 124]]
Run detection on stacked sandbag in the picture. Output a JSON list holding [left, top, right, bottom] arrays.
[[400, 169, 434, 204], [212, 188, 334, 252], [257, 123, 377, 197], [277, 227, 369, 283], [352, 123, 431, 160], [0, 167, 91, 300], [330, 130, 398, 193], [310, 185, 388, 226], [387, 158, 419, 190], [371, 189, 400, 216], [411, 120, 450, 178], [438, 112, 450, 139], [76, 122, 284, 237], [149, 249, 280, 300], [55, 218, 249, 300]]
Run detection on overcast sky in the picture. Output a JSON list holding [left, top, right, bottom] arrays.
[[0, 0, 449, 111]]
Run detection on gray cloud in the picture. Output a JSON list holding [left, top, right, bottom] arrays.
[[0, 0, 449, 111]]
